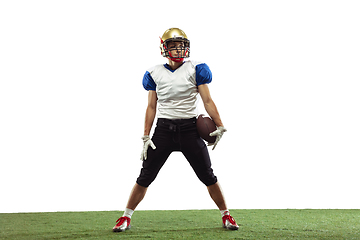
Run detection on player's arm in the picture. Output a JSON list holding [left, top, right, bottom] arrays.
[[198, 84, 224, 127], [144, 90, 157, 136]]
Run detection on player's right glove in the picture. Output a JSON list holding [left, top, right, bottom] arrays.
[[140, 135, 156, 161]]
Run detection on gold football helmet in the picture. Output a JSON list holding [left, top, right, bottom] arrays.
[[160, 28, 190, 62]]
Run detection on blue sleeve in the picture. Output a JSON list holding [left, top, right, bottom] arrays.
[[142, 71, 156, 91], [195, 63, 212, 86]]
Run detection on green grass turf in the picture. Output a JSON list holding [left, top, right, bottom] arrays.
[[1, 209, 359, 239]]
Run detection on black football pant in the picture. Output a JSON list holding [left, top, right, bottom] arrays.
[[136, 117, 218, 187]]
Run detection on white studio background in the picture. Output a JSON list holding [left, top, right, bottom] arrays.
[[1, 0, 359, 213]]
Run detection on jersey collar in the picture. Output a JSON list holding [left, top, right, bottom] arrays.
[[163, 61, 186, 73]]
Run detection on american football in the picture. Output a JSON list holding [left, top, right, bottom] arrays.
[[196, 114, 217, 143]]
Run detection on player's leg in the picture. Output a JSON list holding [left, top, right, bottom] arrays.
[[113, 146, 172, 232], [113, 119, 174, 232], [207, 182, 227, 211], [112, 183, 147, 232], [181, 140, 228, 211], [180, 122, 239, 230], [112, 185, 144, 233], [206, 182, 238, 230], [181, 129, 218, 187], [126, 183, 148, 210]]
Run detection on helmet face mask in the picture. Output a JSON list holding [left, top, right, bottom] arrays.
[[163, 39, 190, 62], [160, 28, 190, 62]]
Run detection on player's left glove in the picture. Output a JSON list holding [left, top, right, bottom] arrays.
[[208, 126, 227, 150]]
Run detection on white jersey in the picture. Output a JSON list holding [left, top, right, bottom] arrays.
[[142, 60, 212, 119]]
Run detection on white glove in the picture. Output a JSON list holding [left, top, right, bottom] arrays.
[[208, 126, 227, 150], [140, 135, 156, 161]]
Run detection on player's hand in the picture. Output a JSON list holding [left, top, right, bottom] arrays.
[[141, 135, 156, 161], [208, 126, 227, 150]]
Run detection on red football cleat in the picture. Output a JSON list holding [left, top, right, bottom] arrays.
[[113, 216, 131, 232], [222, 212, 239, 230]]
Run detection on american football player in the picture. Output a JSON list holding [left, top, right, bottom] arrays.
[[113, 28, 238, 232]]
